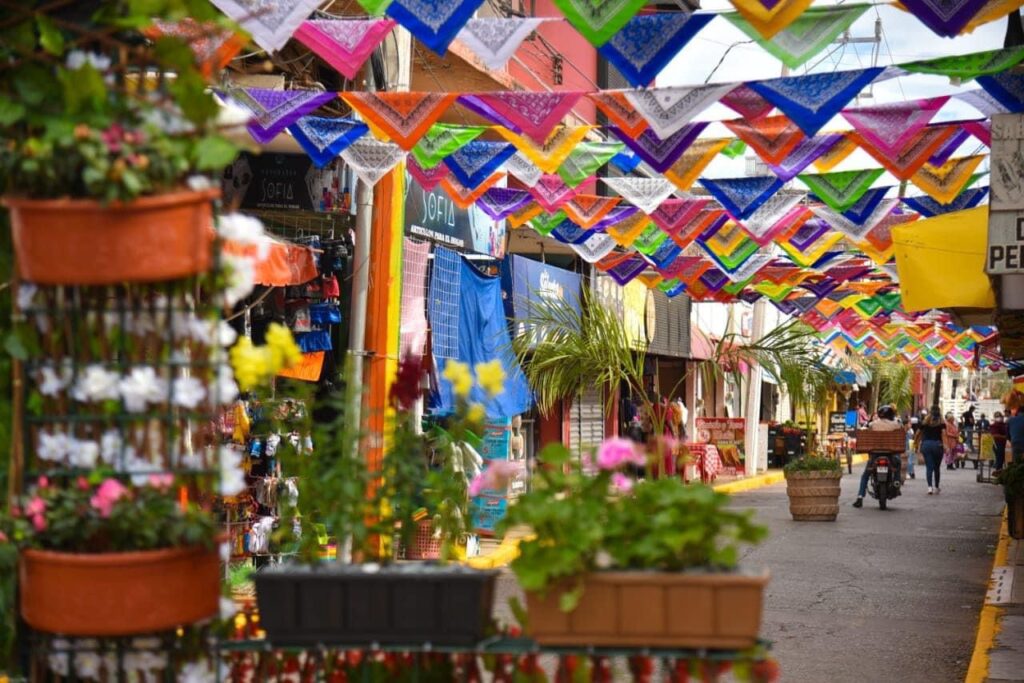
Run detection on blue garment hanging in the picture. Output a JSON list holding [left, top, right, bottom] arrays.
[[840, 186, 893, 224], [433, 255, 533, 420], [287, 117, 369, 168], [901, 186, 989, 217], [977, 72, 1024, 112], [444, 140, 517, 188], [597, 13, 716, 89], [385, 0, 486, 55], [610, 150, 642, 173], [748, 67, 884, 136], [698, 176, 784, 220]]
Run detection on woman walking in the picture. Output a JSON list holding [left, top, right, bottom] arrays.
[[944, 412, 960, 470], [991, 412, 1008, 473], [919, 406, 946, 494]]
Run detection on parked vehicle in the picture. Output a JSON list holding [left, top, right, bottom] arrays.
[[867, 452, 902, 510]]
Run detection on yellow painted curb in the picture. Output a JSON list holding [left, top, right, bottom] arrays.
[[713, 471, 786, 494], [965, 509, 1010, 683]]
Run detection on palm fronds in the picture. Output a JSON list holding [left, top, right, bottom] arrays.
[[870, 360, 913, 413]]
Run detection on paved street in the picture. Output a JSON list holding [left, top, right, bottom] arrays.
[[735, 463, 1005, 683]]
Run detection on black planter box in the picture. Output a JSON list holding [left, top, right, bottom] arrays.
[[254, 564, 498, 646]]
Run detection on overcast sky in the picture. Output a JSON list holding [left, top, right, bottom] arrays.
[[659, 1, 1005, 183]]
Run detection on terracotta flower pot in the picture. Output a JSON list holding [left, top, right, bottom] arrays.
[[525, 570, 769, 648], [19, 545, 220, 636], [3, 189, 219, 285], [785, 470, 842, 521]]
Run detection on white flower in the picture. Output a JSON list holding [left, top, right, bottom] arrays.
[[71, 365, 120, 403], [210, 363, 239, 406], [123, 649, 167, 673], [38, 431, 71, 462], [219, 596, 238, 621], [217, 213, 265, 245], [100, 430, 125, 465], [222, 254, 256, 307], [39, 366, 66, 397], [65, 50, 111, 71], [119, 367, 167, 413], [216, 320, 238, 347], [68, 439, 99, 469], [74, 650, 103, 680], [219, 541, 231, 563], [178, 659, 217, 683], [172, 376, 206, 409], [17, 283, 38, 311], [219, 446, 247, 496], [186, 175, 213, 191]]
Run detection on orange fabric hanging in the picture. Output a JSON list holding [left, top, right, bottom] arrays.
[[588, 92, 650, 138], [728, 0, 815, 39], [910, 154, 987, 203], [812, 134, 858, 171], [506, 202, 544, 228], [340, 92, 458, 150], [849, 125, 957, 180], [497, 126, 593, 174], [723, 115, 806, 165], [222, 239, 319, 286], [439, 172, 505, 209], [563, 194, 620, 228], [665, 138, 731, 191]]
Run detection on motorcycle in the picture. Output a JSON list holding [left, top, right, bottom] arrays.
[[867, 452, 902, 510]]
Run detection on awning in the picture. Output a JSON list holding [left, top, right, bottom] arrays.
[[893, 206, 995, 313]]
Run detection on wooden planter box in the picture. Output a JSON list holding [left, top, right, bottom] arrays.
[[19, 546, 220, 636], [255, 565, 497, 646], [785, 470, 842, 521], [4, 189, 218, 285], [525, 570, 769, 649]]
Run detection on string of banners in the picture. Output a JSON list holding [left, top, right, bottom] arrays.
[[206, 0, 1024, 83]]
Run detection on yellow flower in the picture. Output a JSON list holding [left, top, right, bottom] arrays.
[[443, 360, 473, 398], [475, 360, 505, 398], [229, 337, 270, 391], [466, 403, 486, 424], [265, 323, 302, 369]]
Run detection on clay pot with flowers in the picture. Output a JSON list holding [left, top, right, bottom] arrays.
[[4, 474, 220, 636], [253, 354, 501, 646], [499, 437, 769, 648], [0, 8, 239, 285]]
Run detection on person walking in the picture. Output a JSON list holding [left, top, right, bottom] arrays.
[[991, 411, 1008, 473], [962, 405, 977, 455], [919, 406, 946, 494], [943, 412, 961, 470], [906, 414, 919, 480]]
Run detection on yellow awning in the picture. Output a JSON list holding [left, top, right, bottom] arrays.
[[892, 206, 996, 313]]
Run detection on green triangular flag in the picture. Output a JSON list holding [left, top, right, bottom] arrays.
[[529, 211, 568, 236], [963, 170, 988, 192], [875, 291, 901, 312], [658, 278, 682, 293], [410, 124, 487, 169], [557, 141, 624, 187], [723, 4, 871, 69], [902, 48, 1024, 82], [799, 168, 885, 212], [552, 0, 649, 46], [356, 0, 392, 16], [855, 297, 883, 317], [633, 224, 668, 255], [720, 139, 748, 159]]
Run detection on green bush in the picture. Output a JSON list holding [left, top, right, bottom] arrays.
[[997, 461, 1024, 499], [784, 455, 842, 474]]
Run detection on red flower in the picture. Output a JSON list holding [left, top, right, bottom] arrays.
[[389, 354, 426, 410], [101, 123, 125, 153]]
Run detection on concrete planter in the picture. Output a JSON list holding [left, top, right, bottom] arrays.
[[785, 470, 842, 521], [526, 570, 769, 649]]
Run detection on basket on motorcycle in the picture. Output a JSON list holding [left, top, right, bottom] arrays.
[[853, 430, 907, 453]]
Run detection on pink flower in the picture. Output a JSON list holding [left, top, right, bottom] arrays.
[[147, 474, 174, 489], [469, 460, 522, 497], [90, 478, 128, 518], [611, 472, 634, 494], [37, 476, 49, 488], [25, 496, 46, 532], [596, 438, 645, 470], [31, 514, 46, 532], [76, 477, 90, 491], [0, 531, 8, 543], [101, 123, 124, 153]]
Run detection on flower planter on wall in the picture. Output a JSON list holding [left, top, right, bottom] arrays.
[[19, 545, 220, 636], [4, 188, 218, 285], [785, 471, 842, 521], [525, 570, 769, 648], [255, 565, 497, 646]]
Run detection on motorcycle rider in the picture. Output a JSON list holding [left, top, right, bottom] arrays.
[[853, 405, 903, 508]]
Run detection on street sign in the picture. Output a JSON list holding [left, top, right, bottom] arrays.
[[986, 212, 1024, 274], [992, 115, 1024, 211]]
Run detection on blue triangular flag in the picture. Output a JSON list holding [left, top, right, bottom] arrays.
[[698, 176, 784, 220], [288, 117, 369, 168], [386, 0, 485, 55], [901, 186, 989, 217], [977, 72, 1024, 113], [597, 13, 716, 88], [550, 220, 594, 245], [444, 140, 517, 188], [610, 150, 642, 173], [648, 239, 682, 270], [748, 67, 884, 136], [840, 186, 893, 224]]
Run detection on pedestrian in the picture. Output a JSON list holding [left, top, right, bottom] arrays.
[[944, 412, 961, 470], [918, 405, 945, 494], [857, 401, 869, 428], [978, 412, 991, 434], [991, 411, 1008, 473], [1008, 407, 1024, 464], [962, 405, 977, 455], [906, 414, 919, 480]]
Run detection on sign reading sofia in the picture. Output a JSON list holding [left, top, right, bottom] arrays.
[[503, 255, 581, 346], [403, 171, 506, 257]]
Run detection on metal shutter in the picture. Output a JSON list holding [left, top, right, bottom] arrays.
[[569, 387, 605, 456], [668, 294, 691, 358], [650, 291, 672, 356]]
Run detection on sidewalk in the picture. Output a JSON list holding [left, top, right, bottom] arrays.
[[968, 510, 1024, 682]]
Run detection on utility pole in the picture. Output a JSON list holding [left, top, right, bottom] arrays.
[[743, 299, 766, 475]]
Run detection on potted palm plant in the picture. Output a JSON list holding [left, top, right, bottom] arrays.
[[253, 354, 499, 646], [0, 1, 240, 284], [783, 456, 843, 522]]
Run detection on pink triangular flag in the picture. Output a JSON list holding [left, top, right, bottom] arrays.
[[470, 91, 583, 143], [528, 175, 578, 212], [841, 96, 950, 157], [408, 157, 449, 192], [294, 19, 396, 80]]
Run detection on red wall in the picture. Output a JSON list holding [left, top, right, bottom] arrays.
[[507, 0, 598, 125]]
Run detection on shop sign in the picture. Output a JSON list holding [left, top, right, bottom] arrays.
[[622, 280, 647, 347], [222, 153, 352, 213], [404, 171, 506, 257], [506, 255, 581, 346], [695, 417, 745, 448], [828, 411, 848, 435], [988, 114, 1024, 274]]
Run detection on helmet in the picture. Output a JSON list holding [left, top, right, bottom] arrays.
[[877, 405, 897, 420]]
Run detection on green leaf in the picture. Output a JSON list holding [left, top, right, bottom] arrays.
[[3, 331, 27, 360], [36, 16, 64, 55], [558, 583, 583, 612], [0, 96, 26, 126], [193, 135, 238, 170], [508, 596, 530, 631]]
